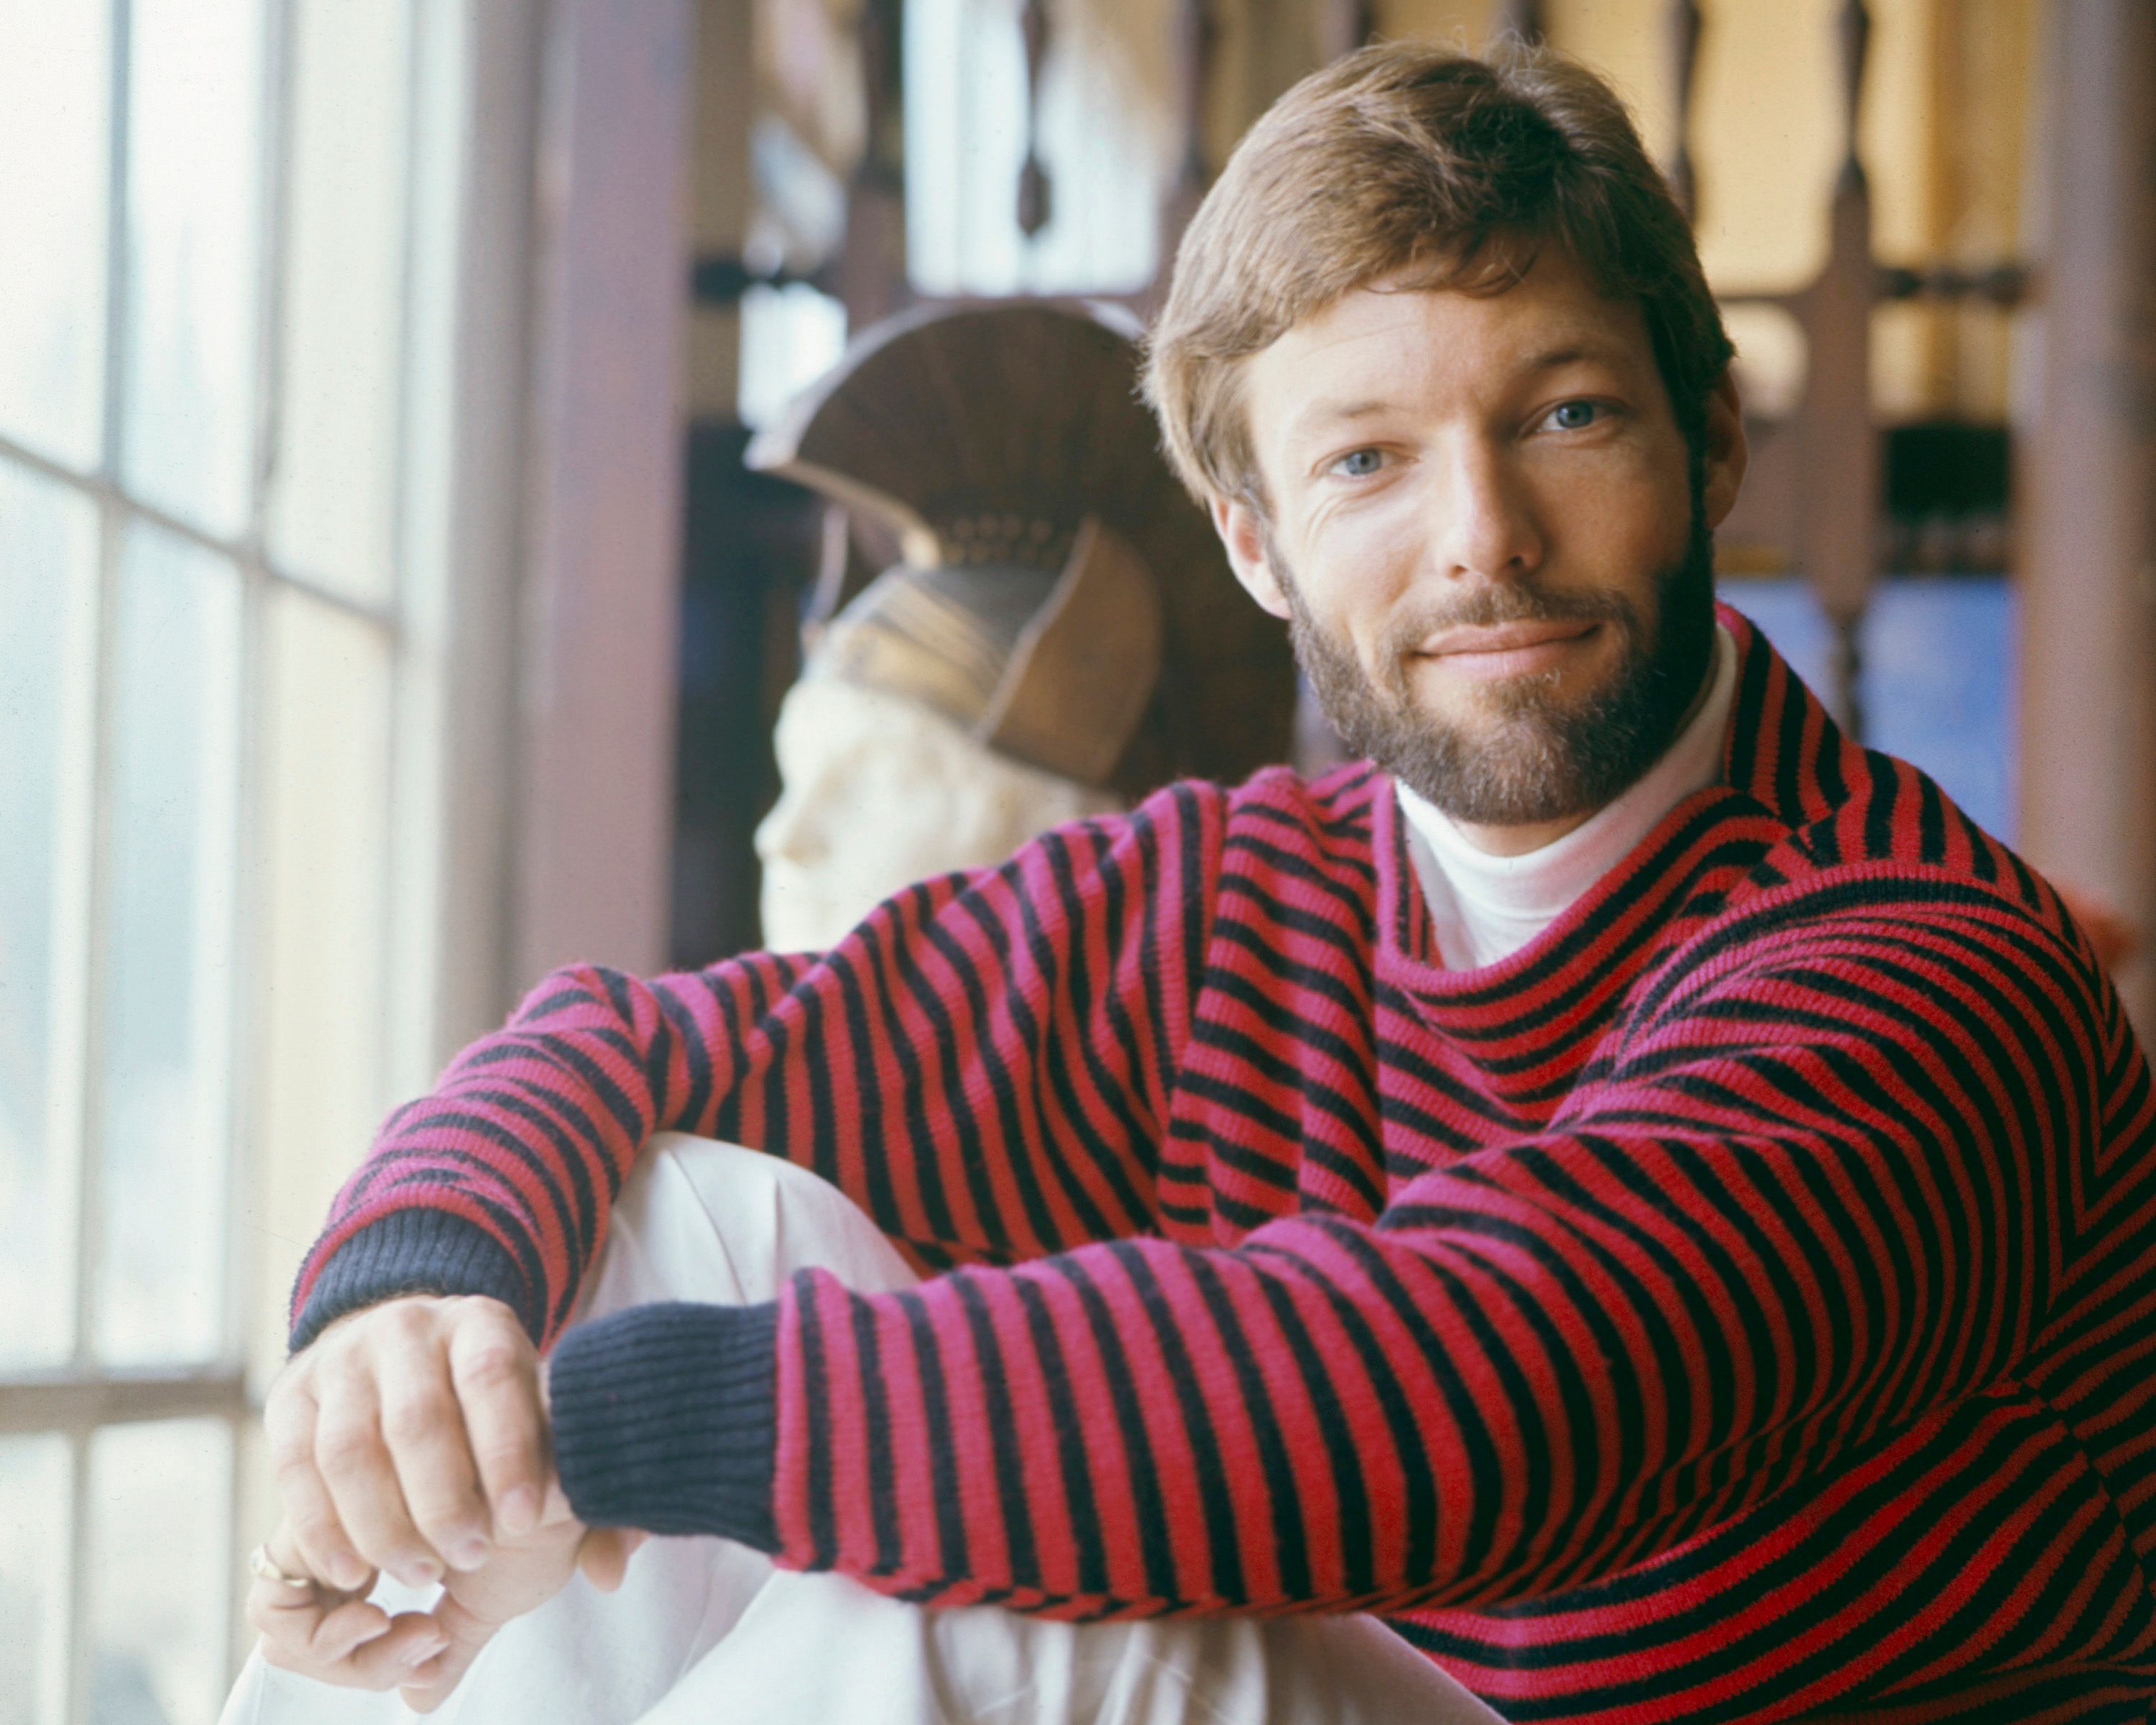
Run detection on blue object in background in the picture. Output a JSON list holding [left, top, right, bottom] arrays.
[[1723, 575, 2017, 844]]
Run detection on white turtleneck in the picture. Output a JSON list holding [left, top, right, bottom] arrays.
[[1398, 625, 1738, 971]]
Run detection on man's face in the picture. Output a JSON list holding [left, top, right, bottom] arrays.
[[1213, 248, 1746, 850]]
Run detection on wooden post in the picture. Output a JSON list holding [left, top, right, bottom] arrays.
[[1795, 0, 1879, 737], [1491, 0, 1544, 48], [1151, 0, 1218, 300], [1665, 0, 1703, 224], [2019, 0, 2156, 1030], [1319, 0, 1377, 63], [514, 0, 693, 987], [839, 0, 908, 326]]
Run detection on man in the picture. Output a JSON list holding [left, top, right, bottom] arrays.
[[238, 40, 2156, 1722]]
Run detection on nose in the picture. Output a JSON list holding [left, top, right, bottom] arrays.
[[755, 780, 826, 869], [1428, 437, 1544, 584]]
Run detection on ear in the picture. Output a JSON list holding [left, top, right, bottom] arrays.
[[1700, 369, 1749, 530], [1210, 492, 1292, 621]]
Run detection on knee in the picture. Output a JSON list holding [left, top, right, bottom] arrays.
[[583, 1136, 915, 1318]]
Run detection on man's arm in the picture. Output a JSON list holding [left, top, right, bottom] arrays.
[[288, 786, 1215, 1353], [264, 786, 1221, 1593], [545, 877, 2103, 1629]]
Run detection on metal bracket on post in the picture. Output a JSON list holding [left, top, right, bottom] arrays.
[[1017, 0, 1053, 239]]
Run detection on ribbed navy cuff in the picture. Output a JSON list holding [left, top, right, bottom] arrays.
[[548, 1301, 781, 1550], [289, 1210, 535, 1353]]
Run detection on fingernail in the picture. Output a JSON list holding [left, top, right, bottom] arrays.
[[392, 1560, 441, 1590], [499, 1488, 538, 1535], [331, 1555, 370, 1592], [402, 1637, 447, 1667], [449, 1535, 489, 1570]]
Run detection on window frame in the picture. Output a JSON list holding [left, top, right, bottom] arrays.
[[0, 0, 549, 1709]]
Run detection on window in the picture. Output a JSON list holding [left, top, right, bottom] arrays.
[[0, 0, 497, 1716], [903, 0, 1171, 298]]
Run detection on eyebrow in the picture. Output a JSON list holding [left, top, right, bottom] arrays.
[[1517, 340, 1634, 373]]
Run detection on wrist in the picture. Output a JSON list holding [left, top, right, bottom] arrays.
[[547, 1301, 780, 1547]]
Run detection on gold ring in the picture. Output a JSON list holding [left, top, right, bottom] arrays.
[[248, 1544, 318, 1591]]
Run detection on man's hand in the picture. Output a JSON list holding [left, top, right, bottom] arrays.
[[247, 1495, 645, 1711], [397, 1489, 645, 1712], [264, 1293, 548, 1591], [245, 1522, 448, 1690]]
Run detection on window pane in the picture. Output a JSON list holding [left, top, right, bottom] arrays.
[[0, 0, 111, 468], [96, 525, 241, 1367], [249, 587, 391, 1374], [264, 0, 412, 605], [904, 0, 1166, 296], [0, 1435, 71, 1725], [88, 1419, 232, 1725], [0, 461, 99, 1371], [737, 282, 847, 429], [1861, 577, 2017, 844], [1723, 575, 2017, 842], [120, 0, 264, 538]]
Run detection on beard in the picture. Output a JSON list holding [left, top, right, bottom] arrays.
[[1280, 499, 1716, 829]]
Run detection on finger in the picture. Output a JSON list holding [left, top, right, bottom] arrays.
[[308, 1598, 401, 1665], [247, 1584, 366, 1662], [576, 1527, 646, 1593], [253, 1596, 391, 1673], [246, 1525, 376, 1662], [396, 1593, 502, 1715], [313, 1368, 446, 1591], [267, 1390, 373, 1593], [448, 1309, 548, 1539], [333, 1610, 451, 1688], [379, 1352, 494, 1573]]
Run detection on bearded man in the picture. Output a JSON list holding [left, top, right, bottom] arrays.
[[231, 40, 2156, 1725]]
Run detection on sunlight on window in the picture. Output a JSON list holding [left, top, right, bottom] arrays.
[[252, 587, 395, 1375], [903, 0, 1170, 297], [0, 1435, 70, 1725], [120, 0, 264, 538], [96, 527, 242, 1368], [738, 280, 849, 429], [0, 0, 110, 471], [0, 465, 96, 1374], [267, 0, 413, 606], [0, 0, 450, 1713], [88, 1420, 233, 1725]]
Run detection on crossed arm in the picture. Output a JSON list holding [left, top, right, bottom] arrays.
[[246, 806, 2105, 1708]]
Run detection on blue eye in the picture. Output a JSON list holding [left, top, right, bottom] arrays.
[[1547, 400, 1600, 431], [1333, 448, 1383, 477]]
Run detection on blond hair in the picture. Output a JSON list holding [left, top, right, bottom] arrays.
[[1142, 42, 1733, 507]]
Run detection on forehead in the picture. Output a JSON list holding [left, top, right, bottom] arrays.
[[1243, 249, 1658, 449]]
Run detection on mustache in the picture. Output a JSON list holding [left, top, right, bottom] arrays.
[[1376, 582, 1637, 658]]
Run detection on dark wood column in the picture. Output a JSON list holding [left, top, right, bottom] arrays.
[[2019, 0, 2156, 1029]]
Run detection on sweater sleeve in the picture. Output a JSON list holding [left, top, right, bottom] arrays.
[[287, 783, 1222, 1351], [550, 873, 2109, 1627]]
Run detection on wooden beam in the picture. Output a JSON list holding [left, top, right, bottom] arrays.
[[839, 0, 908, 326], [512, 0, 694, 988], [0, 1366, 249, 1435], [2018, 0, 2156, 1032], [1666, 0, 1703, 223], [1491, 0, 1543, 47]]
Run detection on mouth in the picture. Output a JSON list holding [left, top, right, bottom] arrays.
[[1412, 620, 1602, 681]]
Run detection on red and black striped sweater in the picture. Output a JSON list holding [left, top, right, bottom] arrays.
[[294, 609, 2156, 1721]]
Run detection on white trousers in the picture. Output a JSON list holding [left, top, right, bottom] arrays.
[[221, 1136, 1501, 1724]]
